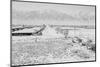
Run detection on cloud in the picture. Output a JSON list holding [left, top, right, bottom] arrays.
[[12, 10, 78, 21]]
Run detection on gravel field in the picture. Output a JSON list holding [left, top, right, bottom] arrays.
[[12, 28, 95, 66]]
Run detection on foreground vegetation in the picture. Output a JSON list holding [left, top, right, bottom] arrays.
[[12, 36, 95, 66]]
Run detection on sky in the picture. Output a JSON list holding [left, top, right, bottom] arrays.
[[12, 1, 95, 25]]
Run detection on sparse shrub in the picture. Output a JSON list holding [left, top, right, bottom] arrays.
[[72, 37, 82, 43], [71, 49, 90, 59], [81, 39, 95, 52], [88, 44, 96, 52]]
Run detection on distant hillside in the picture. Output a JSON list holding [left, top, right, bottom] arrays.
[[12, 24, 95, 29]]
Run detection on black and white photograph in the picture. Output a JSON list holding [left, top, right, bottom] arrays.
[[11, 0, 96, 66]]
